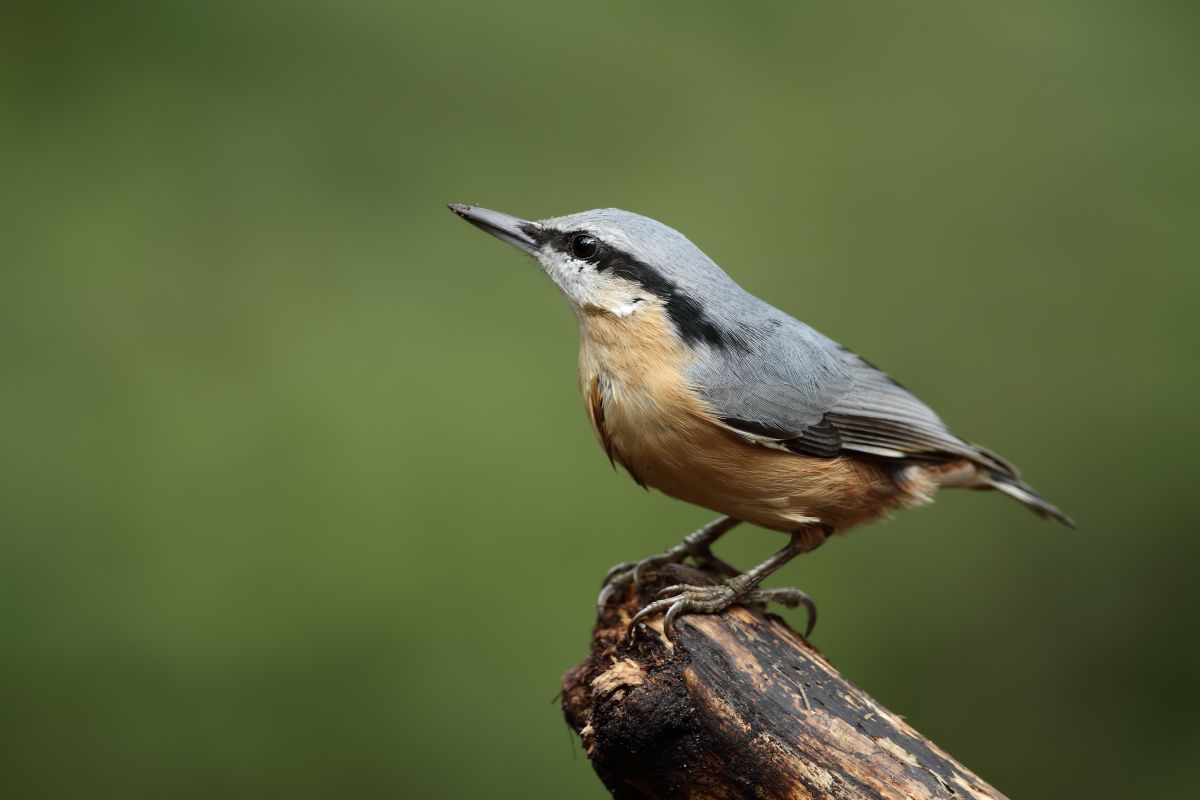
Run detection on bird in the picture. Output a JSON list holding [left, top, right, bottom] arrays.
[[448, 203, 1074, 636]]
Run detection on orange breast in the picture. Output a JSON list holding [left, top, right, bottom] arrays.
[[576, 303, 905, 533]]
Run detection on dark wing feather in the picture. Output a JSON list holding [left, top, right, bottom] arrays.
[[720, 414, 844, 458], [693, 316, 1015, 477], [828, 347, 1016, 475]]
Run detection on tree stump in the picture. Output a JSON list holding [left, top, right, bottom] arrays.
[[562, 564, 1007, 800]]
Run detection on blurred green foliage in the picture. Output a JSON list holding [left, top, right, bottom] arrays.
[[2, 1, 1197, 797]]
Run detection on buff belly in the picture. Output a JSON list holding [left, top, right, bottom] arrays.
[[574, 302, 924, 535], [595, 372, 908, 533]]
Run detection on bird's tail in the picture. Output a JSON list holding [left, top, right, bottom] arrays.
[[985, 472, 1076, 528]]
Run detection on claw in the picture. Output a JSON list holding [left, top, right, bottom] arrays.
[[613, 520, 819, 639], [626, 596, 678, 633], [596, 581, 619, 611], [745, 587, 817, 639], [598, 518, 745, 615], [627, 582, 738, 638], [632, 557, 660, 586], [597, 547, 688, 610], [601, 560, 637, 587], [627, 581, 818, 640], [662, 596, 688, 632]]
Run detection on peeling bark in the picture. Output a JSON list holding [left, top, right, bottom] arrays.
[[562, 565, 1006, 800]]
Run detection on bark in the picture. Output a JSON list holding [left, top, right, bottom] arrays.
[[562, 565, 1007, 800]]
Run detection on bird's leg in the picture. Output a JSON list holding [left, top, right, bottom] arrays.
[[627, 526, 830, 639], [597, 516, 742, 610]]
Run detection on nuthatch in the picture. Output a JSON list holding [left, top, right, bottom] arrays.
[[449, 204, 1074, 635]]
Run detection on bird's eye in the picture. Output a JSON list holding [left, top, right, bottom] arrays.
[[570, 233, 600, 261]]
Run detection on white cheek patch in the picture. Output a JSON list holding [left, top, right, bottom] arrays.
[[535, 246, 646, 316], [559, 262, 600, 302], [611, 298, 647, 317], [538, 251, 606, 305]]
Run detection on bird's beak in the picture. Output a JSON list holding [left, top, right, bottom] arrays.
[[448, 204, 540, 255]]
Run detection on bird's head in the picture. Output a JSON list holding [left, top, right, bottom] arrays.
[[449, 204, 746, 350]]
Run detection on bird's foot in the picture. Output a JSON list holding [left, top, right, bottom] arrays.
[[597, 543, 739, 610], [627, 579, 816, 639]]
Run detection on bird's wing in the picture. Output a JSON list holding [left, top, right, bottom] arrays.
[[824, 347, 1017, 475], [690, 317, 1016, 476], [687, 318, 855, 458]]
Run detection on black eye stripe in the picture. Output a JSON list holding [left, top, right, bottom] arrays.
[[534, 227, 743, 351], [536, 229, 598, 254]]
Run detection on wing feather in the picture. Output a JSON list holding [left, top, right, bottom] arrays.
[[693, 314, 1015, 477]]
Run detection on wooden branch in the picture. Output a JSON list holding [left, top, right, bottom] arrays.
[[562, 565, 1007, 800]]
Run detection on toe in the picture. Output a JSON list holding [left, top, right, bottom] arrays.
[[662, 596, 690, 633], [626, 596, 678, 634], [601, 561, 636, 586], [632, 557, 662, 586]]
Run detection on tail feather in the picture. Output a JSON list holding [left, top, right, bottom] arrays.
[[986, 473, 1076, 528]]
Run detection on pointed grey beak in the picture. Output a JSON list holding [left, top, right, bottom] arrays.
[[448, 204, 541, 254]]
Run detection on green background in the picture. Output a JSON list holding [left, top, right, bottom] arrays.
[[3, 2, 1197, 797]]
